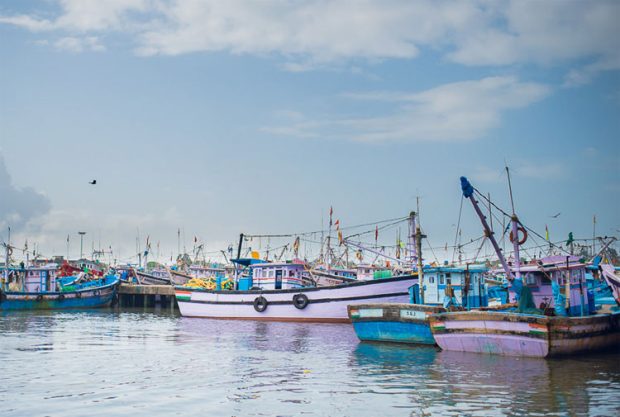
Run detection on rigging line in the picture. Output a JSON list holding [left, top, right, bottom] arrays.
[[472, 236, 488, 264], [343, 218, 407, 240], [473, 188, 570, 255], [245, 216, 408, 239], [421, 226, 440, 265]]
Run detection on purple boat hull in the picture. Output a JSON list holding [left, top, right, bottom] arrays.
[[429, 311, 620, 357]]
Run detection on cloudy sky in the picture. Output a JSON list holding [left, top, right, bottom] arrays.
[[0, 0, 618, 264]]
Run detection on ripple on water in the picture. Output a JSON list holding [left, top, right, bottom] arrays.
[[0, 309, 619, 416]]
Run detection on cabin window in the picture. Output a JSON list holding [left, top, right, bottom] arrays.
[[268, 269, 274, 278], [289, 270, 295, 277], [429, 276, 435, 284], [439, 275, 445, 285]]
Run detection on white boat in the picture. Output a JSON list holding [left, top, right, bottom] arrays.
[[175, 274, 416, 323]]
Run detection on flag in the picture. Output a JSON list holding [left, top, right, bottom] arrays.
[[334, 219, 340, 229], [396, 240, 401, 259], [293, 237, 300, 254], [375, 225, 379, 242], [146, 235, 150, 248], [545, 225, 549, 241], [67, 234, 70, 243], [566, 232, 574, 246], [329, 206, 333, 227], [338, 230, 343, 246], [593, 215, 596, 224], [194, 236, 198, 243]]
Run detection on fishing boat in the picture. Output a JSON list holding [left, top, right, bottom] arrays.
[[175, 272, 416, 322], [174, 227, 418, 322], [0, 268, 120, 311], [135, 267, 172, 285], [349, 265, 490, 345], [429, 176, 620, 357], [348, 209, 496, 344]]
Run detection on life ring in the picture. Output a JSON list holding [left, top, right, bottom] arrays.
[[253, 296, 268, 312], [36, 294, 43, 302], [293, 293, 309, 309], [58, 294, 65, 301], [509, 226, 528, 245], [356, 250, 363, 261]]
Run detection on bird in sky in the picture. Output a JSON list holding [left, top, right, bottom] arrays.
[[89, 180, 97, 185], [550, 212, 561, 218]]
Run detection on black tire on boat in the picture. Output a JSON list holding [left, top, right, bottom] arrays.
[[58, 294, 65, 301], [293, 293, 309, 309], [253, 296, 268, 312], [0, 290, 5, 302], [36, 295, 43, 302], [75, 291, 82, 298]]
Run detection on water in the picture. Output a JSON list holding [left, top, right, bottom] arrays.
[[1, 309, 619, 417]]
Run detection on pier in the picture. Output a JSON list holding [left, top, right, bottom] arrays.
[[118, 284, 177, 309]]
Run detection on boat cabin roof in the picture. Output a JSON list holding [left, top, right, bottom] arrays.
[[425, 265, 487, 274]]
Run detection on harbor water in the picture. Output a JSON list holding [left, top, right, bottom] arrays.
[[1, 309, 619, 417]]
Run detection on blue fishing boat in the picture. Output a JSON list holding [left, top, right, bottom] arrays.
[[348, 209, 494, 345], [1, 265, 120, 311], [348, 265, 490, 345]]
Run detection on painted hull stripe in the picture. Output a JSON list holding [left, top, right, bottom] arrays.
[[180, 291, 409, 306], [174, 274, 416, 295]]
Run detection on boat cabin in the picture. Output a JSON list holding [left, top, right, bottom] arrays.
[[188, 264, 226, 279], [508, 255, 591, 315], [356, 264, 391, 281], [421, 265, 488, 308], [250, 262, 305, 290], [18, 264, 60, 292]]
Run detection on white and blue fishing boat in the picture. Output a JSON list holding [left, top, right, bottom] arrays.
[[348, 265, 490, 345], [1, 258, 120, 311]]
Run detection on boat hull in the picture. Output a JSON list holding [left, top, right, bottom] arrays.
[[136, 271, 172, 285], [175, 275, 416, 322], [0, 282, 119, 311], [429, 311, 620, 357], [348, 303, 446, 345]]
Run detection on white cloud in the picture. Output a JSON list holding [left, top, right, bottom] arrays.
[[264, 76, 550, 143], [54, 36, 105, 52], [0, 1, 617, 82]]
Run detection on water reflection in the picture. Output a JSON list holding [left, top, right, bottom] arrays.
[[0, 312, 618, 417]]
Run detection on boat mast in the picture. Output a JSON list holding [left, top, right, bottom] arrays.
[[407, 211, 417, 267], [416, 210, 425, 304], [506, 167, 522, 280], [460, 177, 515, 281], [3, 227, 10, 290]]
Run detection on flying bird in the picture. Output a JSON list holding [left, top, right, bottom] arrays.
[[550, 212, 561, 218], [89, 180, 97, 185]]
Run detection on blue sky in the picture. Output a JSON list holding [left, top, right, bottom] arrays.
[[0, 1, 618, 264]]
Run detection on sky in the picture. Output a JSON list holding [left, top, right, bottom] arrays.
[[0, 0, 619, 265]]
